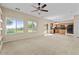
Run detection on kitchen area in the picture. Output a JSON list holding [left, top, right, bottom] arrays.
[[45, 22, 73, 35]]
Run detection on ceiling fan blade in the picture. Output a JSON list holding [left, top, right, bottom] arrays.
[[41, 10, 48, 12], [41, 4, 47, 8], [32, 5, 38, 9], [32, 10, 39, 12]]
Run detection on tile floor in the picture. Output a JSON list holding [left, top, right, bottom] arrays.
[[0, 34, 79, 55]]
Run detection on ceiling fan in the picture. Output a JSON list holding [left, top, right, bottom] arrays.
[[32, 3, 48, 14]]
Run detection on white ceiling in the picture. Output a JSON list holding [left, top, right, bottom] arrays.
[[0, 3, 79, 22]]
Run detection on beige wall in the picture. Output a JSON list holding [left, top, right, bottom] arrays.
[[0, 6, 49, 42]]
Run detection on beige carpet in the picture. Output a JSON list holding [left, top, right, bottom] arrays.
[[1, 34, 79, 55]]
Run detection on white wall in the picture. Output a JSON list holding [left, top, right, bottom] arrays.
[[74, 15, 79, 37], [0, 6, 50, 42]]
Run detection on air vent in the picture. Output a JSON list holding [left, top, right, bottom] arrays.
[[15, 8, 20, 11]]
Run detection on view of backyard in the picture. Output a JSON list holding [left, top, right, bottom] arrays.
[[6, 18, 37, 34], [6, 18, 24, 35]]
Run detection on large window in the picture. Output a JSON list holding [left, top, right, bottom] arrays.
[[6, 18, 24, 35], [27, 20, 37, 32], [16, 20, 24, 33]]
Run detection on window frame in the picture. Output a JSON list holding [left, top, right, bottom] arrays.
[[27, 20, 38, 32]]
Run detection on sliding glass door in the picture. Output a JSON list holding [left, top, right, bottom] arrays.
[[6, 18, 24, 35]]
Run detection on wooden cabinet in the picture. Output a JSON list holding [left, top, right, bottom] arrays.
[[59, 29, 65, 34]]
